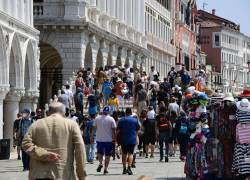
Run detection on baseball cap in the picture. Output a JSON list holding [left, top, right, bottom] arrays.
[[103, 106, 110, 114], [22, 108, 30, 114]]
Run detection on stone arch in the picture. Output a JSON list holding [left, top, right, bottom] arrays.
[[24, 40, 37, 91], [0, 26, 7, 85], [107, 52, 113, 66], [39, 41, 63, 107], [84, 43, 93, 70], [96, 48, 104, 69], [8, 33, 23, 89]]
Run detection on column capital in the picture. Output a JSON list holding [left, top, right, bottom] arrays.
[[0, 85, 9, 100], [5, 88, 25, 102], [25, 90, 40, 99]]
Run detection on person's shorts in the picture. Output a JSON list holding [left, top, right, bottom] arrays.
[[169, 133, 178, 144], [144, 135, 156, 145], [121, 144, 136, 154], [97, 142, 113, 156]]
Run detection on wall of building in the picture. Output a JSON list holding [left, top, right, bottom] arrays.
[[145, 0, 176, 78], [0, 0, 34, 26], [200, 27, 222, 73], [175, 0, 197, 72], [0, 0, 39, 143]]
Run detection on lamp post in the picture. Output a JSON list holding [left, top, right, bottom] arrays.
[[248, 60, 250, 86]]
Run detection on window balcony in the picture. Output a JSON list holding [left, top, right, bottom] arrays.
[[145, 0, 171, 20]]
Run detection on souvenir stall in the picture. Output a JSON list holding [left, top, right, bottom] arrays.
[[207, 90, 250, 179], [184, 92, 210, 179]]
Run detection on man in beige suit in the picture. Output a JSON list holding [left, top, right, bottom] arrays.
[[22, 102, 87, 180]]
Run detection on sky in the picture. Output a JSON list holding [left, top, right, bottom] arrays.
[[196, 0, 250, 36]]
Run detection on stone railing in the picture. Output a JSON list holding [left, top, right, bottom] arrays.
[[33, 3, 43, 17], [33, 2, 66, 19]]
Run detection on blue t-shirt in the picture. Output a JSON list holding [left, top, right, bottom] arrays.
[[181, 72, 191, 85], [84, 120, 96, 144], [102, 82, 113, 95], [118, 116, 140, 145], [19, 118, 33, 137]]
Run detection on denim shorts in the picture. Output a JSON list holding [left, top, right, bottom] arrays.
[[97, 142, 113, 156]]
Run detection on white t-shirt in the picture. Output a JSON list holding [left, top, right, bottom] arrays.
[[93, 115, 116, 142], [149, 70, 158, 82], [147, 110, 156, 119], [65, 89, 73, 104], [168, 102, 180, 114]]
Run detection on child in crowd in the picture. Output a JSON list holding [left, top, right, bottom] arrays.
[[108, 93, 119, 114]]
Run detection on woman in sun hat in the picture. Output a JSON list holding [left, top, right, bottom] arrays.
[[236, 98, 250, 112], [223, 93, 235, 102], [218, 92, 237, 179]]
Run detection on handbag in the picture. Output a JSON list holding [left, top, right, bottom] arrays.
[[236, 123, 250, 144]]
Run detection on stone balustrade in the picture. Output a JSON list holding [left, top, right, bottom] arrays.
[[33, 3, 43, 17]]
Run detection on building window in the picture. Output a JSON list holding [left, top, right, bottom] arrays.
[[215, 34, 220, 46]]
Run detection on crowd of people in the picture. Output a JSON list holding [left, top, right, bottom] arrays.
[[13, 63, 250, 179]]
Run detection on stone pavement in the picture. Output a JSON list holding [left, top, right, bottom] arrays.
[[0, 151, 186, 180]]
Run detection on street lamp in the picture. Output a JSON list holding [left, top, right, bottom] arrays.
[[247, 60, 250, 85]]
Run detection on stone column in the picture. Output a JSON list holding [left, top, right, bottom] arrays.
[[3, 89, 23, 147], [126, 0, 132, 26], [0, 86, 8, 139], [109, 0, 115, 17]]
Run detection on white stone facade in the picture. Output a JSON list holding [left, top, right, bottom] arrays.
[[216, 29, 250, 93], [34, 0, 149, 106], [145, 0, 176, 78], [0, 0, 40, 141]]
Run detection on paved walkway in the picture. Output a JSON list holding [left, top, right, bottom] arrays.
[[0, 151, 186, 180]]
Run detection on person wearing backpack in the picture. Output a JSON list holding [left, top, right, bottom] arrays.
[[18, 109, 33, 171], [176, 111, 189, 161], [156, 106, 172, 162], [74, 87, 84, 114]]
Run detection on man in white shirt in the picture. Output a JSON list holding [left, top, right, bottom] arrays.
[[64, 85, 74, 107], [147, 106, 156, 120], [148, 66, 158, 83], [91, 106, 116, 175], [168, 97, 180, 116]]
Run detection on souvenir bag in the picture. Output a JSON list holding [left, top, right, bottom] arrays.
[[236, 123, 250, 144]]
